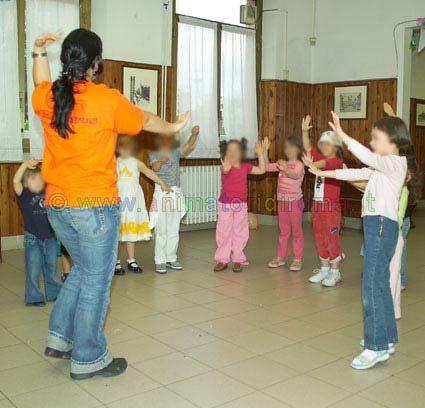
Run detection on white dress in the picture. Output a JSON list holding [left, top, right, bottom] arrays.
[[117, 157, 151, 242]]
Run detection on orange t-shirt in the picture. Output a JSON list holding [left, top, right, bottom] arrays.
[[32, 81, 144, 207]]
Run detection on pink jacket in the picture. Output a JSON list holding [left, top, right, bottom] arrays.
[[266, 160, 305, 201]]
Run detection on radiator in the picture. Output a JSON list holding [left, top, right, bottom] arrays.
[[180, 165, 222, 225]]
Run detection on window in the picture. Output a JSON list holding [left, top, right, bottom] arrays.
[[176, 0, 247, 26], [176, 4, 258, 158]]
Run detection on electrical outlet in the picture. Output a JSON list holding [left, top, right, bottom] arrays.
[[282, 69, 289, 80]]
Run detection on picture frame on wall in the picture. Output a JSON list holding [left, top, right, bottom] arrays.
[[416, 103, 425, 127], [122, 65, 161, 116], [334, 85, 368, 119]]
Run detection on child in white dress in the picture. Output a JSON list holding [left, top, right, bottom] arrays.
[[115, 135, 170, 275]]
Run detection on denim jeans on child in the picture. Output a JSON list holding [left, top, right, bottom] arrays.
[[24, 231, 61, 304], [363, 215, 398, 351], [400, 216, 410, 286], [46, 205, 120, 375]]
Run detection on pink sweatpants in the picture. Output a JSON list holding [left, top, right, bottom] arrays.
[[215, 202, 249, 264], [277, 199, 304, 260], [390, 235, 404, 320]]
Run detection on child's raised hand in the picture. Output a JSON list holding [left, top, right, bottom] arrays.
[[191, 125, 200, 138], [383, 102, 396, 117], [173, 110, 191, 133], [25, 159, 40, 169], [302, 152, 314, 168], [262, 137, 270, 152], [302, 115, 313, 132], [328, 111, 343, 136], [254, 141, 264, 156], [221, 156, 232, 173], [308, 166, 323, 176]]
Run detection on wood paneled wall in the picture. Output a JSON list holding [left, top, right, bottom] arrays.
[[0, 163, 23, 237], [256, 78, 398, 217], [410, 98, 425, 197]]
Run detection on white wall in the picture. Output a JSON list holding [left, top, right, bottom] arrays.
[[311, 0, 424, 83], [411, 48, 425, 100], [91, 0, 173, 66], [261, 0, 313, 83]]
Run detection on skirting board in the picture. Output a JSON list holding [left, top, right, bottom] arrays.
[[1, 235, 24, 251]]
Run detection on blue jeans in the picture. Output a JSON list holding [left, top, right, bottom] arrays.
[[46, 205, 120, 375], [24, 231, 61, 304], [400, 217, 410, 286], [363, 216, 398, 351]]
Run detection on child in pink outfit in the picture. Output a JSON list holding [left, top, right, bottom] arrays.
[[214, 138, 268, 273], [266, 136, 305, 271]]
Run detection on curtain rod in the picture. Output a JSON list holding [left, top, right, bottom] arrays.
[[177, 13, 256, 31]]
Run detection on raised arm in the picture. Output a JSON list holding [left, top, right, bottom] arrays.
[[137, 160, 171, 192], [143, 111, 190, 135], [250, 139, 268, 175], [329, 111, 400, 174], [13, 159, 40, 195], [32, 30, 63, 87], [181, 126, 200, 156], [301, 115, 313, 151]]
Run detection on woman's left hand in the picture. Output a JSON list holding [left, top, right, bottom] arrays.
[[34, 29, 63, 51]]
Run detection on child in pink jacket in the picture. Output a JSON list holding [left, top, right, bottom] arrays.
[[214, 138, 268, 273], [266, 136, 305, 271]]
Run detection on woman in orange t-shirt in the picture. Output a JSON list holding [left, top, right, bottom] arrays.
[[32, 28, 189, 380]]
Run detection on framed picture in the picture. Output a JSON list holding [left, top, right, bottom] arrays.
[[416, 103, 425, 127], [122, 66, 161, 115], [334, 85, 368, 119]]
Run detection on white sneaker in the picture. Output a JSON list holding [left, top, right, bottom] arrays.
[[360, 339, 395, 355], [322, 269, 342, 287], [309, 269, 330, 283], [351, 349, 390, 370]]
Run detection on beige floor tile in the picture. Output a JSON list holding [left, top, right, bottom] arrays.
[[126, 314, 186, 335], [327, 395, 386, 408], [138, 295, 195, 313], [264, 375, 350, 408], [0, 308, 48, 329], [0, 361, 67, 397], [228, 329, 293, 354], [106, 387, 198, 408], [219, 392, 291, 408], [109, 336, 173, 364], [195, 317, 257, 339], [159, 281, 202, 295], [152, 325, 216, 350], [359, 377, 425, 408], [184, 339, 254, 369], [175, 289, 228, 305], [267, 319, 329, 341], [133, 351, 211, 385], [232, 308, 292, 328], [6, 320, 48, 343], [301, 309, 360, 331], [166, 305, 230, 324], [108, 303, 157, 322], [309, 359, 390, 393], [0, 328, 21, 348], [395, 361, 425, 387], [168, 371, 253, 408], [265, 343, 338, 373], [11, 382, 100, 408], [302, 332, 360, 357], [0, 344, 43, 371], [267, 299, 318, 318], [220, 356, 298, 389], [77, 366, 160, 404], [0, 400, 15, 408], [204, 298, 257, 315], [103, 318, 144, 344]]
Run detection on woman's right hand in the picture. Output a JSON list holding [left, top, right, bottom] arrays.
[[34, 29, 63, 51], [173, 110, 191, 133]]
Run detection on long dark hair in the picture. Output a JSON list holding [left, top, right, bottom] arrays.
[[219, 138, 248, 159], [51, 29, 103, 138], [372, 117, 421, 205]]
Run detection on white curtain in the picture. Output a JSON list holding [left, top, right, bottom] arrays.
[[0, 0, 23, 161], [25, 0, 79, 157], [221, 26, 258, 157], [177, 17, 220, 158]]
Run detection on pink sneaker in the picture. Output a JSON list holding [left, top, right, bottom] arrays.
[[268, 257, 285, 268], [289, 259, 303, 272]]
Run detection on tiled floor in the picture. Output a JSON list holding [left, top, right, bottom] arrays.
[[1, 211, 425, 408]]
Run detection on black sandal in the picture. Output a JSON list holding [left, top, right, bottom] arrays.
[[44, 347, 72, 360], [127, 260, 143, 273]]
